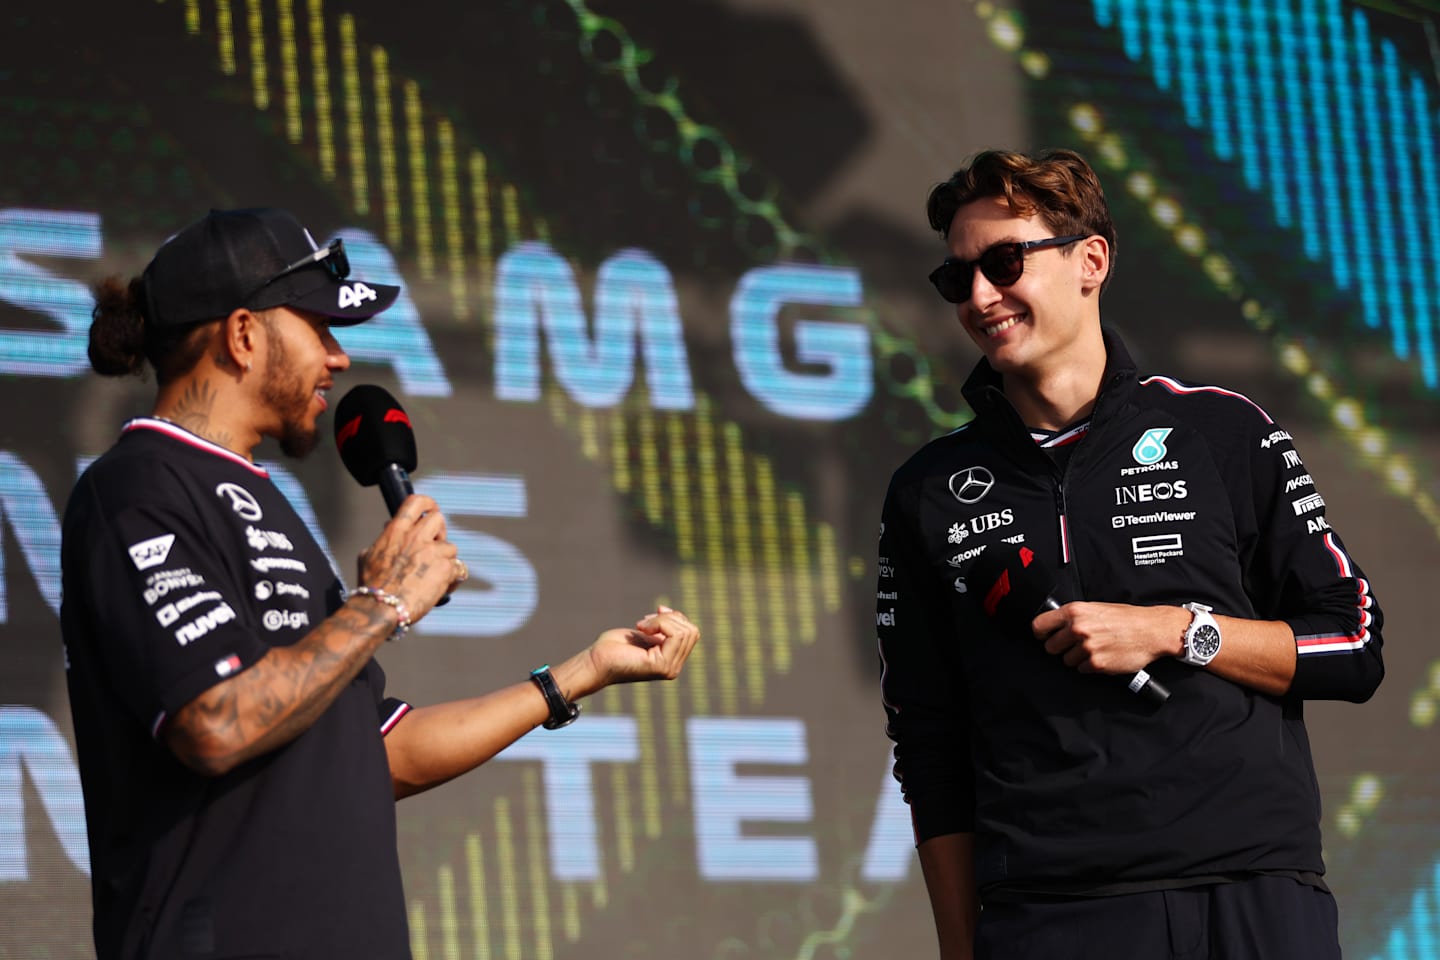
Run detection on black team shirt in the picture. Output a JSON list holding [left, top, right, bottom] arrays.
[[61, 419, 413, 959]]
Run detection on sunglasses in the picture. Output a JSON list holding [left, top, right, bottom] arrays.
[[928, 235, 1087, 303], [244, 238, 350, 305]]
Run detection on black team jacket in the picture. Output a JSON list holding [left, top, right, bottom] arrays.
[[876, 329, 1384, 899]]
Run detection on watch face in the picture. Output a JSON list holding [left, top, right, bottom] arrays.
[[1191, 623, 1222, 658]]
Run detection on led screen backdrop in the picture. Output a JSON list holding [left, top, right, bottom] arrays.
[[2, 0, 1439, 957]]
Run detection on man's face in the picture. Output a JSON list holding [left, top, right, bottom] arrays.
[[945, 197, 1098, 377], [257, 307, 349, 457]]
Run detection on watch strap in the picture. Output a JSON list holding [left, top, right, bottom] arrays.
[[1179, 602, 1220, 666], [530, 665, 581, 730]]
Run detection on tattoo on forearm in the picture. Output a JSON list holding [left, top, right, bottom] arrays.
[[169, 599, 398, 771]]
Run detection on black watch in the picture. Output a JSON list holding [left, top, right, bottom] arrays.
[[530, 665, 581, 730]]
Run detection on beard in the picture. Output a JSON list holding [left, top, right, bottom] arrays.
[[259, 329, 321, 458]]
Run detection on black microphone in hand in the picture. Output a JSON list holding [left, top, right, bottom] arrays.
[[334, 384, 419, 516], [333, 384, 449, 605], [968, 543, 1170, 705]]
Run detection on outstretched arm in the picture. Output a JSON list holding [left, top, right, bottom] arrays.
[[383, 607, 699, 799]]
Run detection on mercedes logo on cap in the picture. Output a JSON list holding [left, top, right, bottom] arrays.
[[948, 466, 995, 504]]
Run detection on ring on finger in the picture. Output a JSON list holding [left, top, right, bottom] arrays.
[[454, 558, 469, 583]]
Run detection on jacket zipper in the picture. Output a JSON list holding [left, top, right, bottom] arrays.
[[1054, 371, 1126, 573], [1055, 479, 1071, 566]]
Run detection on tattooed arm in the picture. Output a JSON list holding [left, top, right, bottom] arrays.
[[163, 495, 461, 776], [164, 598, 397, 775]]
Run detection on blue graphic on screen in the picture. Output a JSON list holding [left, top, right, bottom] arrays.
[[414, 472, 537, 637], [1090, 0, 1440, 385], [730, 264, 871, 421], [497, 717, 640, 881], [0, 707, 88, 880], [493, 241, 696, 410], [0, 209, 102, 378], [861, 763, 916, 881], [687, 716, 818, 881], [0, 453, 63, 618], [1370, 860, 1440, 960], [495, 242, 871, 419]]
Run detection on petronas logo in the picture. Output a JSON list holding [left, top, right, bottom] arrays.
[[1132, 427, 1172, 465]]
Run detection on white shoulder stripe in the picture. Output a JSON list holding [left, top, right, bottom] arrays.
[[380, 701, 412, 735], [1140, 375, 1275, 425], [124, 418, 270, 477]]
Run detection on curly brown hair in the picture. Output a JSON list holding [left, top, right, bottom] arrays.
[[926, 148, 1117, 292]]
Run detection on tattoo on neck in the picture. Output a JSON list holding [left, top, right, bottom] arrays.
[[168, 379, 232, 448]]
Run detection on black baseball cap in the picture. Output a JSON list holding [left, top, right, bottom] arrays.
[[140, 207, 400, 329]]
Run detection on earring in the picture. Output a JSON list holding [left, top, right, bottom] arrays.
[[244, 361, 252, 372]]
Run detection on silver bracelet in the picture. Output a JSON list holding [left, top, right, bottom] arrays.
[[350, 586, 412, 641]]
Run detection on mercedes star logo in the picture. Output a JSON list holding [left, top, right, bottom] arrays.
[[948, 466, 995, 504]]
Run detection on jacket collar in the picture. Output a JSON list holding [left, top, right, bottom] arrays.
[[961, 326, 1139, 433]]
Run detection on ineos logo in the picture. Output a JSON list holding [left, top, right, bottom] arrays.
[[1114, 480, 1188, 505], [215, 482, 263, 521], [948, 466, 995, 504]]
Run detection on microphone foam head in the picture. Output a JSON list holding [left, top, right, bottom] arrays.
[[966, 542, 1055, 632], [333, 384, 418, 486]]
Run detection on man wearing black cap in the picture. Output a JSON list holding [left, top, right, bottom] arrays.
[[61, 208, 700, 959]]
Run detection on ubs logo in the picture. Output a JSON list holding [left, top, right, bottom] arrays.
[[948, 466, 995, 504], [969, 509, 1014, 534]]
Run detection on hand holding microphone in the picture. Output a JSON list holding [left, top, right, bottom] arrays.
[[334, 385, 463, 619], [968, 543, 1171, 705]]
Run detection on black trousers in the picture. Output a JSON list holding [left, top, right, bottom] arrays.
[[976, 876, 1341, 960]]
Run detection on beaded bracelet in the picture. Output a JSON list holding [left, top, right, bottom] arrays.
[[350, 586, 412, 641]]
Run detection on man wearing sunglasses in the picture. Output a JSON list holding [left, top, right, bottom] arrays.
[[61, 208, 700, 959], [877, 151, 1383, 959]]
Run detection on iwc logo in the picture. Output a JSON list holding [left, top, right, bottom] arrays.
[[948, 466, 995, 504], [1131, 427, 1173, 465]]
